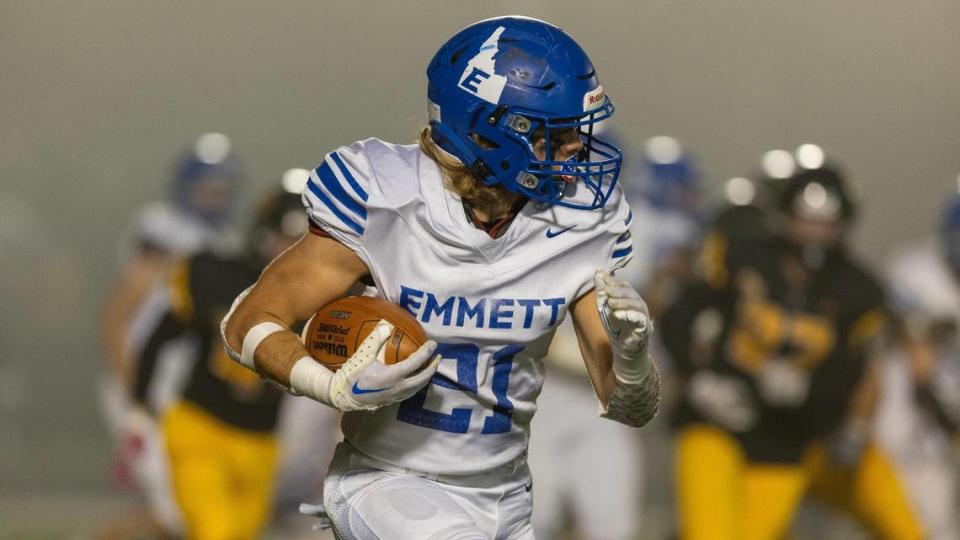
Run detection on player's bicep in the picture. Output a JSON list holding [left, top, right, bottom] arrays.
[[226, 232, 369, 344]]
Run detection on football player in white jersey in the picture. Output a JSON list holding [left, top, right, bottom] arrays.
[[98, 132, 241, 537], [876, 193, 960, 540], [222, 17, 661, 539]]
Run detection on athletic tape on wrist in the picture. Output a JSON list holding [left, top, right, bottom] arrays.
[[240, 321, 286, 369], [289, 356, 333, 406]]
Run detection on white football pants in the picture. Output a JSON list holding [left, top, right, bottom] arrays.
[[323, 441, 535, 540]]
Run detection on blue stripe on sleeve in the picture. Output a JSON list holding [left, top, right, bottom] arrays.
[[616, 231, 632, 243], [316, 162, 367, 220], [330, 152, 369, 202], [612, 245, 633, 259], [624, 210, 633, 226], [306, 179, 365, 236]]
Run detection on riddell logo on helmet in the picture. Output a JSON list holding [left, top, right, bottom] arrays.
[[583, 86, 605, 112]]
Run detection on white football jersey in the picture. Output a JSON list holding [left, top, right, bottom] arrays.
[[303, 138, 633, 474]]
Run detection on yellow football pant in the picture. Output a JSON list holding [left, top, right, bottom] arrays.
[[163, 401, 279, 540], [805, 443, 923, 540], [675, 425, 923, 540]]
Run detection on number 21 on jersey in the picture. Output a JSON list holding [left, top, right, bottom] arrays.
[[397, 343, 523, 434]]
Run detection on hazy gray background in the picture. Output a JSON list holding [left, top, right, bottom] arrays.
[[2, 0, 959, 533]]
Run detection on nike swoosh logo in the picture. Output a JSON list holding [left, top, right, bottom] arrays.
[[352, 382, 390, 395], [545, 225, 576, 238]]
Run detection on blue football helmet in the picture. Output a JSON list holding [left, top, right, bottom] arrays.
[[171, 132, 241, 226], [426, 16, 622, 210], [639, 135, 701, 214]]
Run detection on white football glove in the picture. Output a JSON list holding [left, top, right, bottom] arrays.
[[594, 269, 654, 384], [291, 320, 439, 412]]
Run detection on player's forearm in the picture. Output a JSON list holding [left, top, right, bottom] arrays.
[[571, 281, 660, 426], [245, 330, 306, 387], [577, 332, 617, 406], [223, 291, 343, 408], [223, 291, 309, 386], [223, 287, 441, 412], [578, 324, 661, 426]]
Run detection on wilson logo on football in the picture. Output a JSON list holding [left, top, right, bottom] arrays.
[[311, 341, 349, 358]]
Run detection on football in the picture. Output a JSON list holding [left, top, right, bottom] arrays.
[[301, 296, 428, 372]]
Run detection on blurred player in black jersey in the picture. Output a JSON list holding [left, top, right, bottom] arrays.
[[133, 187, 307, 540], [661, 167, 923, 540]]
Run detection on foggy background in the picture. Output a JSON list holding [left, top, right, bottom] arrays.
[[2, 0, 959, 535]]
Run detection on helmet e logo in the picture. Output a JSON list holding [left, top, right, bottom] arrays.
[[460, 67, 491, 93], [457, 26, 507, 104]]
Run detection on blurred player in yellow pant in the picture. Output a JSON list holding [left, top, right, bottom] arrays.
[[163, 401, 278, 540], [135, 187, 308, 539], [676, 425, 922, 540]]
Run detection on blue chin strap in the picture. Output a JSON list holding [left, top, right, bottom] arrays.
[[429, 120, 491, 182]]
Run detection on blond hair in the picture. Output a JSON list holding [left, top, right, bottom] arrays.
[[418, 127, 525, 218]]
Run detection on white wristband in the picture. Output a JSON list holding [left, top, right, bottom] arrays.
[[289, 356, 334, 406], [240, 321, 286, 369]]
